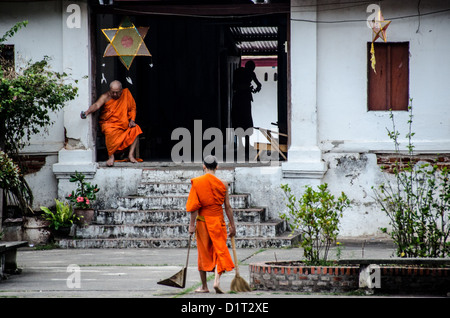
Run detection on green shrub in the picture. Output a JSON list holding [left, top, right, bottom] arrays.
[[41, 199, 78, 230], [373, 102, 450, 258], [281, 183, 351, 265]]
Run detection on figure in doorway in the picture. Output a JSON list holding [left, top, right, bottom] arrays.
[[81, 80, 143, 166], [186, 155, 236, 293], [231, 60, 262, 160]]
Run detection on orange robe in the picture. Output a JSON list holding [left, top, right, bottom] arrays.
[[186, 173, 235, 274], [99, 88, 143, 156]]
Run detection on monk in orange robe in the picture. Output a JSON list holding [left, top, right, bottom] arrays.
[[82, 80, 142, 166], [186, 155, 236, 293]]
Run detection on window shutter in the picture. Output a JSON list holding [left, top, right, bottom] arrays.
[[368, 42, 409, 111]]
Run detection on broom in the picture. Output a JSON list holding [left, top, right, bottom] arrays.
[[230, 236, 251, 292]]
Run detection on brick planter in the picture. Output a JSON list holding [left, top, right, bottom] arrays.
[[249, 261, 360, 293], [250, 260, 450, 295], [377, 266, 450, 295]]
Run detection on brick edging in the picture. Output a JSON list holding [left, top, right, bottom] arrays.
[[249, 262, 360, 293], [249, 261, 450, 295]]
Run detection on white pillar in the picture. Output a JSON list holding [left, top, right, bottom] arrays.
[[53, 1, 96, 189], [282, 0, 326, 179]]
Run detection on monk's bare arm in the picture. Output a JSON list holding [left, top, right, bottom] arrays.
[[224, 183, 236, 237], [189, 210, 198, 235], [251, 72, 262, 93], [84, 93, 109, 117]]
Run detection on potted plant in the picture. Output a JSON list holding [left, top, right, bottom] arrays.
[[41, 199, 78, 237], [66, 171, 100, 226]]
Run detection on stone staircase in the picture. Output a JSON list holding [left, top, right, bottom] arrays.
[[59, 167, 300, 248]]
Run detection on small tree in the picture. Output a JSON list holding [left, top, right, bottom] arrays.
[[373, 102, 450, 258], [281, 183, 351, 265], [1, 22, 79, 154]]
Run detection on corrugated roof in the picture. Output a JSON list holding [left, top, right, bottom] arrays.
[[229, 26, 278, 55]]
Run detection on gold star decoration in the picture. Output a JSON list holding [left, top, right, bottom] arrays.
[[102, 17, 151, 70], [370, 10, 391, 43], [369, 10, 391, 73]]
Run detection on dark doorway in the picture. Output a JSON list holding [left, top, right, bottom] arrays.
[[93, 4, 288, 162]]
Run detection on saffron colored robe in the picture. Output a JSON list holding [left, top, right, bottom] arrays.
[[99, 88, 143, 156], [186, 173, 235, 274]]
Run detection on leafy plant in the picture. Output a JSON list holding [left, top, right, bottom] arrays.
[[66, 171, 99, 210], [0, 150, 33, 214], [0, 21, 78, 154], [280, 183, 351, 265], [41, 199, 78, 230], [373, 101, 450, 258]]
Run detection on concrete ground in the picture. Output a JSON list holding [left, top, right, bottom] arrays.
[[0, 240, 400, 298], [0, 241, 447, 316]]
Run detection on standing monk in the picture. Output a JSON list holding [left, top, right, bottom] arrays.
[[82, 80, 142, 166], [186, 155, 236, 293], [231, 60, 262, 159]]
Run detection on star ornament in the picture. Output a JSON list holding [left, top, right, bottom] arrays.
[[369, 10, 391, 73], [102, 17, 151, 70], [369, 10, 391, 43]]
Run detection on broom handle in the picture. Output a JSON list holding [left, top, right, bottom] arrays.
[[185, 234, 192, 268], [231, 236, 240, 275]]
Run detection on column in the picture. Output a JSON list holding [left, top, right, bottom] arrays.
[[282, 0, 327, 179], [53, 1, 96, 193]]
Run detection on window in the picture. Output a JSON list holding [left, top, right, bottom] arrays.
[[368, 42, 409, 111], [0, 44, 15, 71]]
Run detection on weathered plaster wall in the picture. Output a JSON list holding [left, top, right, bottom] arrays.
[[322, 153, 391, 237]]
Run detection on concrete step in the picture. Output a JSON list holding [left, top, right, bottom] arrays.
[[115, 194, 250, 210], [74, 221, 285, 239], [137, 182, 192, 196], [137, 181, 235, 196], [57, 232, 301, 249], [141, 168, 234, 183], [96, 208, 267, 225], [59, 167, 301, 249]]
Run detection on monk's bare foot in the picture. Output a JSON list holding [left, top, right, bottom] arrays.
[[106, 155, 114, 167], [213, 269, 224, 293], [213, 284, 224, 294], [194, 287, 209, 293], [128, 155, 138, 163]]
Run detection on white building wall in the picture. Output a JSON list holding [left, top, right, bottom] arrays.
[[317, 0, 450, 153], [250, 66, 279, 146], [0, 0, 93, 209], [316, 0, 450, 237]]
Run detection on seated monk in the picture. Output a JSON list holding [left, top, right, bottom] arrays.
[[82, 80, 143, 166]]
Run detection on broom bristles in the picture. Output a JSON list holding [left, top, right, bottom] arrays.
[[230, 236, 251, 292], [230, 274, 251, 292]]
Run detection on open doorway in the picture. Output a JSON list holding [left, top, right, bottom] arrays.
[[92, 4, 288, 162]]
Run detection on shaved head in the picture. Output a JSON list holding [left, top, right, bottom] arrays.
[[109, 80, 123, 100], [110, 80, 122, 90]]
